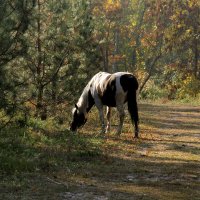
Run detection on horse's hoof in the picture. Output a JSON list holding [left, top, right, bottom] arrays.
[[105, 130, 110, 134]]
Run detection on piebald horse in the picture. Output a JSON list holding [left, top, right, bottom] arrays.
[[70, 72, 139, 138]]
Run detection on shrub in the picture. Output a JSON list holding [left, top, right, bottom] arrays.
[[177, 75, 200, 99], [141, 80, 168, 100]]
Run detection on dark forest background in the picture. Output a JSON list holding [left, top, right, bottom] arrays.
[[0, 0, 199, 124]]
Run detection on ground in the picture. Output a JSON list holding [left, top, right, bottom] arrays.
[[0, 102, 200, 199]]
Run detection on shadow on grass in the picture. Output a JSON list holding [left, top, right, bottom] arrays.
[[0, 102, 200, 200], [60, 149, 200, 200], [0, 126, 103, 175]]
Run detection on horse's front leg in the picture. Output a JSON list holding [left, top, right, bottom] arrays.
[[116, 105, 125, 135], [105, 107, 111, 133], [97, 105, 106, 134]]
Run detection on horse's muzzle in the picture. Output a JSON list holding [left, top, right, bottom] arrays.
[[70, 122, 77, 132]]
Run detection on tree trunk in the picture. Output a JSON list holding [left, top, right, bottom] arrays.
[[139, 54, 161, 93], [100, 46, 109, 72], [139, 73, 151, 94], [193, 38, 199, 79], [131, 0, 146, 69], [105, 47, 109, 72], [35, 0, 46, 120], [51, 74, 58, 110], [112, 29, 119, 72]]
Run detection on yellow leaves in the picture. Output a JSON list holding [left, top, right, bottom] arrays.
[[141, 35, 157, 47], [183, 76, 192, 85], [104, 0, 121, 13], [178, 75, 200, 98], [109, 54, 126, 64], [169, 14, 176, 21], [177, 24, 182, 29], [24, 101, 36, 111], [129, 39, 136, 47], [186, 29, 192, 34], [93, 6, 101, 16], [188, 0, 199, 8]]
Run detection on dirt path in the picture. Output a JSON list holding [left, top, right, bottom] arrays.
[[63, 103, 200, 200], [2, 103, 200, 200]]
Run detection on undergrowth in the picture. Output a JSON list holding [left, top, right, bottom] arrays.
[[0, 119, 103, 176], [140, 95, 200, 106]]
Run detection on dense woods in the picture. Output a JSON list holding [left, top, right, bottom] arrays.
[[0, 0, 199, 123], [0, 2, 200, 199]]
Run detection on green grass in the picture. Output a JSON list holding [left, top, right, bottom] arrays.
[[141, 94, 200, 106], [0, 122, 103, 175]]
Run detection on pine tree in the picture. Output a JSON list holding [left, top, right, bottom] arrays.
[[0, 1, 35, 114]]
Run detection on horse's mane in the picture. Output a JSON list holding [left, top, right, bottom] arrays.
[[77, 82, 91, 113]]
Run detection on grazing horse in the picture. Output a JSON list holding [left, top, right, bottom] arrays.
[[70, 72, 139, 138]]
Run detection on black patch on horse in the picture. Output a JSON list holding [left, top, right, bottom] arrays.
[[86, 89, 95, 112], [98, 75, 116, 107], [120, 74, 139, 92], [120, 74, 139, 137]]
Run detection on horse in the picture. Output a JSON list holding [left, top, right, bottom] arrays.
[[70, 71, 139, 138]]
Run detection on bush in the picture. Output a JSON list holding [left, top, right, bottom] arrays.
[[177, 75, 200, 99], [141, 81, 168, 100]]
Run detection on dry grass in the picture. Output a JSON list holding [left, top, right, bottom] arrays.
[[0, 102, 200, 199]]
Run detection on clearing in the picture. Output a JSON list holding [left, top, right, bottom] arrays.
[[1, 103, 200, 199]]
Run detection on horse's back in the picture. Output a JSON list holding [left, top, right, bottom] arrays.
[[90, 71, 138, 107], [92, 72, 111, 81]]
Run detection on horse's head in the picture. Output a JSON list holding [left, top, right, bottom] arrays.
[[70, 104, 87, 131]]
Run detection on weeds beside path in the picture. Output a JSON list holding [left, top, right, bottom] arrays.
[[0, 103, 200, 199]]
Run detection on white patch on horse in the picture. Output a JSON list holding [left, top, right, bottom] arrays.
[[115, 72, 128, 105], [72, 107, 76, 114]]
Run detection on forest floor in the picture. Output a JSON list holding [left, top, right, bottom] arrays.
[[0, 102, 200, 200]]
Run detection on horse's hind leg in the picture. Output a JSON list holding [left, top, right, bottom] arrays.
[[128, 99, 139, 138], [105, 107, 111, 133], [116, 105, 125, 135]]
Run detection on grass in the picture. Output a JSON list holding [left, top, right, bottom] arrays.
[[0, 102, 200, 199]]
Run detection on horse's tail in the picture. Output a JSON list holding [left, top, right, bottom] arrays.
[[127, 76, 139, 137]]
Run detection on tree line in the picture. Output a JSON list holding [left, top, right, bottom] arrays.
[[0, 0, 199, 123]]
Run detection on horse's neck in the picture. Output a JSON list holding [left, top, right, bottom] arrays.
[[77, 86, 92, 114]]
